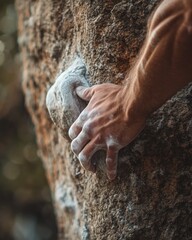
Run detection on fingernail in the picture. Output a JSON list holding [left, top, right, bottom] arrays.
[[76, 86, 85, 92]]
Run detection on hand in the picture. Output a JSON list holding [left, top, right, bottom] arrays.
[[68, 83, 146, 180], [68, 0, 192, 181]]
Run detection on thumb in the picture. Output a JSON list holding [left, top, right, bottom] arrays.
[[76, 86, 93, 101]]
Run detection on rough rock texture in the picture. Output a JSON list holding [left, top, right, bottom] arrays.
[[16, 0, 192, 239]]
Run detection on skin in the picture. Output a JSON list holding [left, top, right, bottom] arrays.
[[69, 0, 192, 180]]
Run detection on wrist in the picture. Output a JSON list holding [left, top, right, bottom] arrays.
[[120, 83, 149, 124]]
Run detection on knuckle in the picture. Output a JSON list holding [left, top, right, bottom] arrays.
[[92, 117, 101, 126], [83, 122, 93, 135], [95, 133, 103, 143], [79, 112, 87, 122], [89, 110, 99, 118], [106, 136, 120, 150]]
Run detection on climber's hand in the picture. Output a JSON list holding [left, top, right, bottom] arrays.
[[68, 83, 146, 180]]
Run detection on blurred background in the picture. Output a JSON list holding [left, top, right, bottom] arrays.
[[0, 1, 58, 239]]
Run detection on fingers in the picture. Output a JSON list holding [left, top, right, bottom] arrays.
[[78, 141, 103, 173], [76, 86, 94, 101], [68, 122, 82, 140], [106, 147, 118, 180], [71, 131, 90, 156], [70, 129, 119, 179], [68, 109, 88, 140], [78, 142, 97, 172]]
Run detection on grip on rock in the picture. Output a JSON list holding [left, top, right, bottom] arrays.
[[46, 57, 90, 139], [46, 57, 106, 174]]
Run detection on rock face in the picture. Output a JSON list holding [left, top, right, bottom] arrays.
[[16, 0, 192, 239]]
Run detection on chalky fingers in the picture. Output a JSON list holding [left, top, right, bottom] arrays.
[[78, 141, 104, 173], [68, 110, 88, 140], [71, 131, 90, 156]]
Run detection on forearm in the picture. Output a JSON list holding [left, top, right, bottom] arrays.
[[125, 0, 192, 118]]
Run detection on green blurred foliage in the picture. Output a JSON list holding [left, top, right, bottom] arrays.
[[0, 1, 57, 240]]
